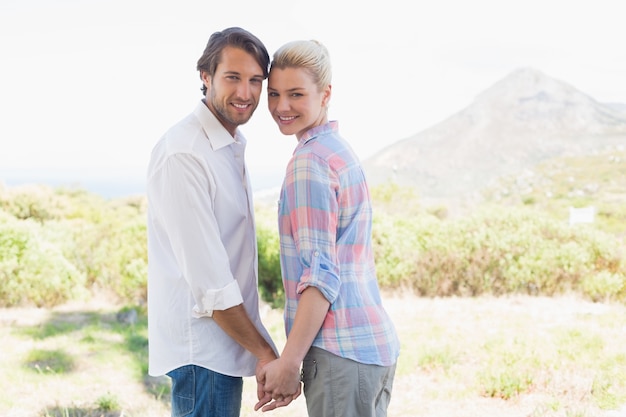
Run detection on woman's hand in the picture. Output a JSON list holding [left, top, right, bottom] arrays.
[[254, 357, 302, 412]]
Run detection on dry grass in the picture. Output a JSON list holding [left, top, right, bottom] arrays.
[[2, 294, 626, 417]]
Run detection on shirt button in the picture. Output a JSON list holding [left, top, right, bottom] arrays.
[[314, 250, 320, 256]]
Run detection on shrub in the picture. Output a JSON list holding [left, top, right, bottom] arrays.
[[0, 215, 86, 307], [257, 224, 284, 308], [0, 185, 147, 307], [371, 196, 626, 301], [1, 181, 625, 307]]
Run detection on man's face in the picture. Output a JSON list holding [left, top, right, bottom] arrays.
[[201, 46, 265, 135]]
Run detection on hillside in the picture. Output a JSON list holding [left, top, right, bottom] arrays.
[[362, 67, 626, 206]]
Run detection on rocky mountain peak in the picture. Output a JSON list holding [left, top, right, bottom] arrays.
[[466, 67, 626, 135], [363, 67, 626, 204], [476, 67, 577, 103]]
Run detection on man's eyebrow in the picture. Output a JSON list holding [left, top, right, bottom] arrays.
[[222, 70, 265, 79]]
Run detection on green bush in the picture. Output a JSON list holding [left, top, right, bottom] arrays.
[[372, 202, 626, 301], [0, 214, 86, 307], [0, 181, 625, 308], [257, 224, 284, 308], [0, 185, 147, 307]]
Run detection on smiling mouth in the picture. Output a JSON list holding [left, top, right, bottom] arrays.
[[232, 103, 250, 110], [278, 115, 296, 121]]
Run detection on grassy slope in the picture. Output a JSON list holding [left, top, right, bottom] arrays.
[[2, 294, 626, 417], [481, 147, 626, 235]]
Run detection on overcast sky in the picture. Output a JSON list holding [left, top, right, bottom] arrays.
[[1, 0, 624, 192]]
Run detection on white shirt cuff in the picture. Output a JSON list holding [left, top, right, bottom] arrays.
[[192, 281, 243, 318]]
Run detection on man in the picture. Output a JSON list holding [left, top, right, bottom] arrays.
[[146, 27, 279, 417]]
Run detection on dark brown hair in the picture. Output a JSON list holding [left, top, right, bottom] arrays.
[[196, 27, 269, 96]]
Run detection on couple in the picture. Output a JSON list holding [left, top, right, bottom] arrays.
[[146, 27, 400, 417]]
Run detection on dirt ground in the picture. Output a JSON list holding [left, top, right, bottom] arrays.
[[2, 294, 626, 417]]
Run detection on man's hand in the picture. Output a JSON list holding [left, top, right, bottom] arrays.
[[255, 393, 300, 412], [254, 357, 302, 412], [255, 359, 274, 410]]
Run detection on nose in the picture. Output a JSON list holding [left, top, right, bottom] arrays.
[[237, 82, 252, 100], [275, 95, 290, 112]]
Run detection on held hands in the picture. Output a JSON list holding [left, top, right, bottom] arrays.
[[254, 357, 302, 412], [255, 358, 274, 409]]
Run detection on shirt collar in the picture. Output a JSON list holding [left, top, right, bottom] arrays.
[[299, 120, 339, 146], [193, 100, 246, 150]]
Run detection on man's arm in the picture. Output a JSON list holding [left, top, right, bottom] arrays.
[[212, 304, 277, 362], [212, 303, 278, 403]]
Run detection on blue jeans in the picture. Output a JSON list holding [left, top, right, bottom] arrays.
[[167, 365, 243, 417]]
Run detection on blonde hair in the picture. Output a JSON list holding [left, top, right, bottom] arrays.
[[270, 40, 332, 92]]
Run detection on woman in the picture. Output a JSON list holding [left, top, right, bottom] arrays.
[[256, 40, 400, 417]]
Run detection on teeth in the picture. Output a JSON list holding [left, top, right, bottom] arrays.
[[279, 116, 296, 121], [233, 103, 248, 109]]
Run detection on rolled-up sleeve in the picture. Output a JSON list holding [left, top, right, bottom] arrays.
[[193, 280, 243, 317], [288, 153, 341, 303]]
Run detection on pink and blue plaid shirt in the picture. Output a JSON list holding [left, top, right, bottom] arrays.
[[278, 121, 400, 366]]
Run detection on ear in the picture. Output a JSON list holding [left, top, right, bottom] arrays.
[[200, 71, 211, 88], [322, 84, 332, 107]]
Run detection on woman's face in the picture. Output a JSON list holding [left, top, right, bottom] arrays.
[[267, 67, 331, 140]]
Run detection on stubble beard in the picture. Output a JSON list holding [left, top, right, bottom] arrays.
[[209, 90, 256, 128]]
